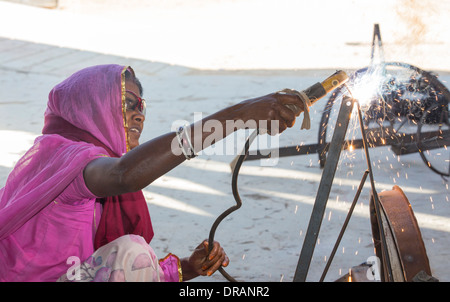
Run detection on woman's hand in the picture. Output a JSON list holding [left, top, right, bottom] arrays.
[[180, 240, 229, 281], [233, 91, 305, 135]]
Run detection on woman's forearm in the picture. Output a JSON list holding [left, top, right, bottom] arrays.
[[85, 103, 249, 196], [118, 103, 244, 191]]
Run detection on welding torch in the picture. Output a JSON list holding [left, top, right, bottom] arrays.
[[283, 70, 349, 119]]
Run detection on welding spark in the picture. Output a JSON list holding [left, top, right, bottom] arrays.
[[346, 66, 386, 108]]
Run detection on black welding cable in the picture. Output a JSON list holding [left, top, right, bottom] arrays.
[[206, 71, 348, 281], [207, 129, 258, 282]]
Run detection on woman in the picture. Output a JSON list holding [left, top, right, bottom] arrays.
[[0, 64, 304, 282]]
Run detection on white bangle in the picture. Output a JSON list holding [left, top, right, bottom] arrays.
[[176, 124, 197, 160]]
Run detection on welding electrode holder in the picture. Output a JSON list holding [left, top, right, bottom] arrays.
[[283, 70, 349, 121], [207, 70, 349, 282]]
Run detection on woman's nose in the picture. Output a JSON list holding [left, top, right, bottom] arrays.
[[132, 111, 145, 123]]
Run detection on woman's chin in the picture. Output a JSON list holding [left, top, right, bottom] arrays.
[[128, 133, 140, 149]]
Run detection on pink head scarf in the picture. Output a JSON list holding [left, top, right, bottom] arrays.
[[45, 64, 129, 155], [0, 64, 153, 248]]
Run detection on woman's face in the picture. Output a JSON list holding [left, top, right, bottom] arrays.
[[125, 80, 145, 149]]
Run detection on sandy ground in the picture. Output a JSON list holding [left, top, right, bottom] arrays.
[[0, 0, 449, 282]]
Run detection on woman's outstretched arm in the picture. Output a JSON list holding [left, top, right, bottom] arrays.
[[83, 92, 304, 197]]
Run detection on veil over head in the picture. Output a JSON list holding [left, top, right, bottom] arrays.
[[45, 64, 130, 156]]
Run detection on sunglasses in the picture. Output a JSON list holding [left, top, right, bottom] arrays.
[[125, 90, 146, 116]]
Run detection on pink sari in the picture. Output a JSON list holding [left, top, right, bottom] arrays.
[[0, 65, 181, 282]]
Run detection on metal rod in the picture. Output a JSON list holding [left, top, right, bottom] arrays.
[[370, 23, 385, 66], [244, 129, 450, 161], [293, 96, 355, 282], [319, 170, 369, 282], [355, 101, 394, 282]]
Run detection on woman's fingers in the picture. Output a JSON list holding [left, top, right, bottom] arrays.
[[259, 101, 296, 135], [201, 241, 229, 276], [275, 91, 305, 115]]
